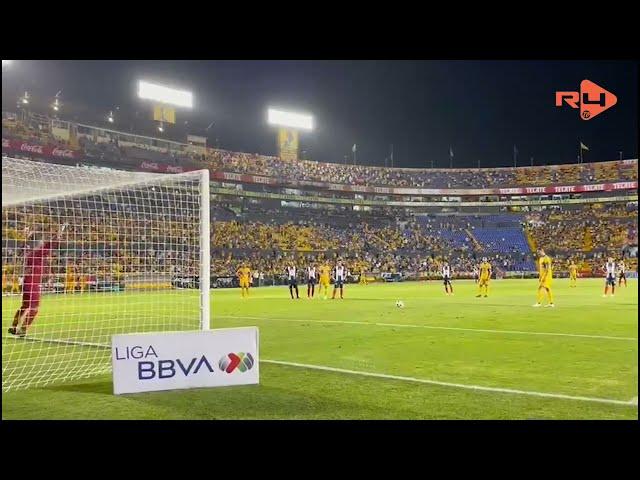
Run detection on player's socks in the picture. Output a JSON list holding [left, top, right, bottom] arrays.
[[12, 308, 26, 328], [547, 289, 554, 305]]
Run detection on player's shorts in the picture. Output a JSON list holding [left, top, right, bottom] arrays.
[[539, 279, 552, 288], [239, 279, 250, 288], [334, 278, 344, 287], [307, 277, 316, 286], [443, 276, 451, 285], [320, 276, 330, 287], [606, 275, 616, 286], [478, 276, 490, 285], [288, 277, 298, 287], [569, 273, 577, 279], [619, 272, 626, 280]]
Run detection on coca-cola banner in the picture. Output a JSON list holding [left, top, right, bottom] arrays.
[[2, 138, 80, 161], [210, 170, 637, 197], [138, 161, 196, 174]]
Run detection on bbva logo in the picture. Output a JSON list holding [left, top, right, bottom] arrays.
[[138, 356, 215, 380], [219, 352, 255, 373]]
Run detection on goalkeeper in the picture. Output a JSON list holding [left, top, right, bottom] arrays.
[[9, 225, 65, 337]]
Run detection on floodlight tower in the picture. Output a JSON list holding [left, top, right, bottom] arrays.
[[137, 80, 193, 134], [267, 108, 313, 161]]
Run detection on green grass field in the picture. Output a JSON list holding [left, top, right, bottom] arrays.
[[2, 278, 638, 419]]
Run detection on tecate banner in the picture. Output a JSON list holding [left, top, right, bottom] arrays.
[[112, 327, 259, 395]]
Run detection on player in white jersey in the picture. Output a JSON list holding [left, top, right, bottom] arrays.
[[332, 261, 348, 299], [618, 260, 627, 288], [472, 265, 479, 283], [306, 264, 317, 298], [286, 264, 300, 299], [603, 257, 616, 297], [442, 262, 453, 295]]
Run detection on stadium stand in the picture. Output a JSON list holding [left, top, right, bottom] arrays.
[[2, 112, 637, 284]]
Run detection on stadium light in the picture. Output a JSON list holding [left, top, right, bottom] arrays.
[[107, 111, 114, 123], [267, 108, 313, 130], [137, 80, 193, 109], [51, 91, 62, 113], [19, 91, 29, 105]]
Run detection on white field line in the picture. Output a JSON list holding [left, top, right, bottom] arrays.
[[261, 359, 638, 407], [215, 315, 638, 342]]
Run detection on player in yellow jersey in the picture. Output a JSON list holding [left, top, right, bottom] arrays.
[[236, 263, 251, 298], [11, 273, 21, 294], [533, 248, 554, 307], [475, 257, 492, 298], [318, 263, 332, 300], [2, 267, 7, 294], [568, 260, 578, 288], [65, 263, 77, 293], [357, 264, 368, 285]]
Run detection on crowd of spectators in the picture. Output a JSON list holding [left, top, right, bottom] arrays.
[[202, 148, 637, 189], [4, 114, 637, 191], [525, 202, 638, 272], [2, 198, 637, 285]]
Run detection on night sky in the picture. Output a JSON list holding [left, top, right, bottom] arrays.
[[2, 60, 638, 168]]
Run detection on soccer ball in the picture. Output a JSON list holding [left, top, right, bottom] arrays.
[[395, 300, 404, 308]]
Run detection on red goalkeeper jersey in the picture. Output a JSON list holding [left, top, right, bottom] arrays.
[[23, 241, 56, 295]]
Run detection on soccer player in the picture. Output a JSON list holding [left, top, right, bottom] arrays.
[[332, 260, 347, 299], [442, 261, 453, 295], [318, 261, 332, 300], [533, 248, 554, 307], [10, 225, 65, 337], [603, 257, 616, 297], [472, 265, 479, 284], [475, 257, 491, 298], [359, 265, 368, 285], [286, 263, 300, 299], [568, 260, 578, 288], [618, 260, 627, 288], [236, 262, 251, 298], [306, 263, 317, 299], [65, 262, 77, 293]]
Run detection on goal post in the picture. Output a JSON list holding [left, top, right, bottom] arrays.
[[199, 168, 210, 331], [1, 157, 211, 391]]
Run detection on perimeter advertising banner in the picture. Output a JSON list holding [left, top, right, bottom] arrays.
[[209, 170, 638, 197], [112, 327, 259, 395], [2, 138, 80, 161], [278, 128, 299, 161]]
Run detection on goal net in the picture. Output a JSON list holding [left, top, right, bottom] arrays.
[[2, 157, 210, 391]]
